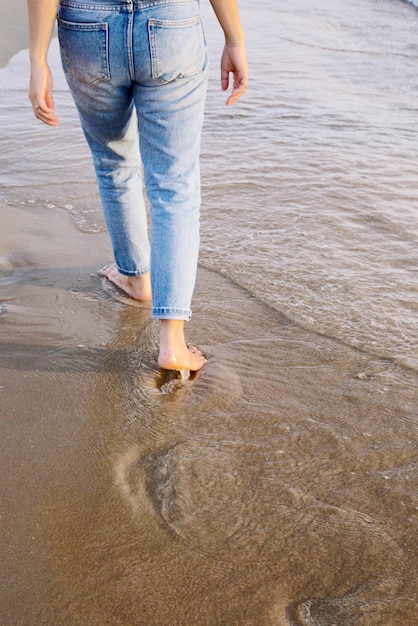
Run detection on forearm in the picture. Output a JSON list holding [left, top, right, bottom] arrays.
[[27, 0, 59, 64], [209, 0, 244, 45]]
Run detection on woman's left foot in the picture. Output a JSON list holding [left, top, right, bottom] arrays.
[[102, 263, 152, 302]]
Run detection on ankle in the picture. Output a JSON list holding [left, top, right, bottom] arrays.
[[159, 319, 185, 351]]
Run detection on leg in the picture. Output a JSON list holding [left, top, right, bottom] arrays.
[[57, 6, 151, 295], [132, 3, 209, 368]]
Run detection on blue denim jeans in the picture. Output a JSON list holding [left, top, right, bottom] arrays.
[[57, 0, 209, 320]]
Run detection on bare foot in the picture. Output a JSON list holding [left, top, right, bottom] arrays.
[[102, 263, 152, 302], [158, 320, 207, 372], [158, 344, 207, 372]]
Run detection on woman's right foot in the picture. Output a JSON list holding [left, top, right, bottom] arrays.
[[158, 319, 207, 371], [158, 344, 207, 372]]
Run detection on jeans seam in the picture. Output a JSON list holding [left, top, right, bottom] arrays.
[[127, 11, 135, 80]]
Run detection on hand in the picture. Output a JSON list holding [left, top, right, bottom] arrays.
[[28, 61, 59, 126], [220, 43, 248, 106]]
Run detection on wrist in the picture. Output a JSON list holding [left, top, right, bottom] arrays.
[[29, 55, 48, 67], [224, 28, 245, 47], [224, 39, 245, 49]]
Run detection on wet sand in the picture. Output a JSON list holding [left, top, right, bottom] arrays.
[[1, 201, 418, 625], [1, 6, 418, 626]]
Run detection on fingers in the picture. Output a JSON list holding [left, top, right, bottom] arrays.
[[31, 98, 59, 126], [29, 64, 59, 126], [222, 71, 247, 106], [221, 66, 230, 92], [220, 44, 248, 106], [225, 76, 247, 107]]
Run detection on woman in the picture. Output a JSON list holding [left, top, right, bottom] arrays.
[[27, 0, 247, 372]]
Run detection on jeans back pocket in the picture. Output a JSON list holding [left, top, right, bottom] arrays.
[[57, 18, 110, 86], [148, 15, 205, 84]]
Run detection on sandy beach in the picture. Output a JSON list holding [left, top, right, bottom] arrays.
[[2, 199, 417, 625], [1, 2, 417, 625]]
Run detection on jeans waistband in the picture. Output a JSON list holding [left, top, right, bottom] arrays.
[[59, 0, 198, 9]]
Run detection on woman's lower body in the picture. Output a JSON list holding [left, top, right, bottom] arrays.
[[57, 0, 209, 369]]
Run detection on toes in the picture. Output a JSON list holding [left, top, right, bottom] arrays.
[[189, 346, 207, 362], [102, 263, 117, 278], [189, 345, 203, 355]]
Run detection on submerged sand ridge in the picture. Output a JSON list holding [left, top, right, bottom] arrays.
[[1, 202, 417, 625]]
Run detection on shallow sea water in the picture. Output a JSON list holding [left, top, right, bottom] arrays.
[[1, 0, 417, 371], [200, 0, 418, 373], [1, 1, 417, 624]]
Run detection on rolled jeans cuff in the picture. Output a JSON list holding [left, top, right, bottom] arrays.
[[152, 307, 191, 321]]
